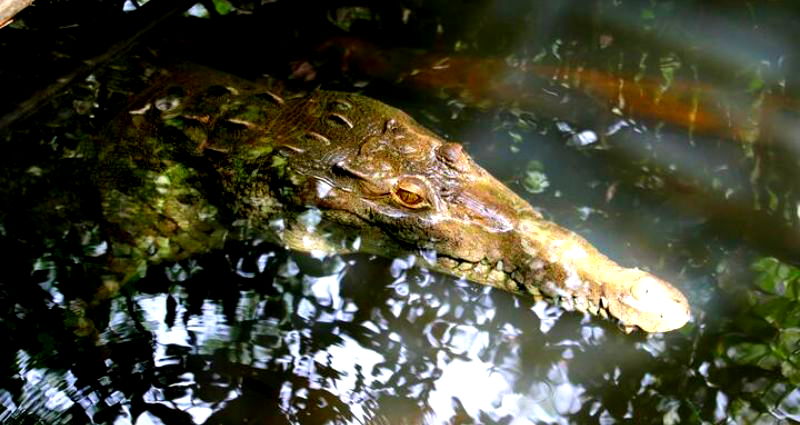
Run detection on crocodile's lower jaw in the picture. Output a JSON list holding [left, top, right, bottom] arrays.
[[265, 208, 690, 333], [273, 222, 625, 331], [430, 253, 615, 321]]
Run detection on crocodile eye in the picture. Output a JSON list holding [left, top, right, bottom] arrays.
[[396, 188, 423, 205], [391, 176, 431, 209]]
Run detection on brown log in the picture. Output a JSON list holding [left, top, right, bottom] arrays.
[[0, 0, 34, 28]]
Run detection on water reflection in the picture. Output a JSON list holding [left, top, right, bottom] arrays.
[[36, 240, 683, 425], [2, 0, 800, 423]]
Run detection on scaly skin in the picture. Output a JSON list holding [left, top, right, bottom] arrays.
[[99, 65, 690, 332]]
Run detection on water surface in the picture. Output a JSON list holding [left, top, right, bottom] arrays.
[[1, 1, 799, 423]]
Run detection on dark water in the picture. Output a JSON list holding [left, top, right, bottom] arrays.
[[1, 1, 799, 424]]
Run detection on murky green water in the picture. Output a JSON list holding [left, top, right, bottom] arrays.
[[1, 1, 799, 424]]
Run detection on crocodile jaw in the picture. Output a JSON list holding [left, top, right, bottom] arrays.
[[422, 222, 691, 333], [404, 171, 692, 333]]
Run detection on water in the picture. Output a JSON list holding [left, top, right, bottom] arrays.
[[1, 0, 799, 423]]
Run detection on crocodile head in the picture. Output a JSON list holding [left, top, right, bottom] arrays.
[[98, 68, 688, 332], [273, 92, 691, 332]]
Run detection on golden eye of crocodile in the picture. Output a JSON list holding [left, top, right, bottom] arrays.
[[391, 176, 431, 209], [327, 112, 354, 129]]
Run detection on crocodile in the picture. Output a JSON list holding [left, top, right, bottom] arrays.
[[97, 65, 690, 333]]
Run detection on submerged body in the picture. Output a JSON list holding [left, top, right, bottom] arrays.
[[99, 66, 690, 332]]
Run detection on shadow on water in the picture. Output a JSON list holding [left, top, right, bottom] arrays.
[[1, 0, 800, 423]]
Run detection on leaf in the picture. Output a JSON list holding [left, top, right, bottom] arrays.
[[754, 257, 780, 293], [753, 257, 800, 296], [755, 270, 779, 294], [783, 304, 800, 328], [727, 342, 770, 366], [752, 257, 779, 273], [522, 160, 549, 194], [781, 360, 800, 386], [784, 269, 800, 300], [753, 257, 800, 300], [778, 263, 794, 281], [777, 328, 800, 359], [747, 71, 765, 93], [212, 0, 235, 15], [752, 296, 793, 325]]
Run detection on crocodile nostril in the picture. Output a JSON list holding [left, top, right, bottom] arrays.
[[437, 142, 468, 170]]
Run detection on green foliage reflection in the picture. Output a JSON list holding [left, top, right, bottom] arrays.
[[724, 258, 800, 385]]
